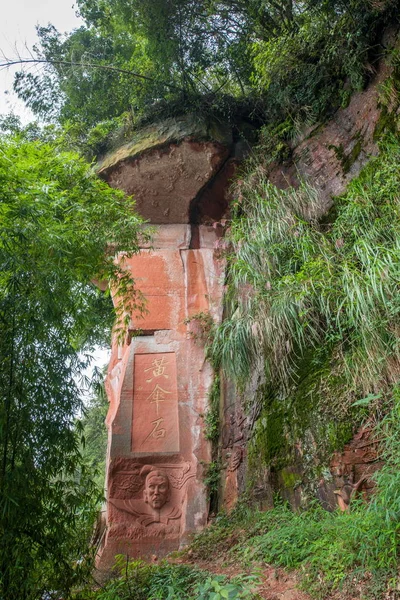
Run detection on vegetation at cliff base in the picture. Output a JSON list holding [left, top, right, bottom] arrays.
[[203, 133, 400, 597], [77, 557, 260, 600], [188, 383, 400, 598]]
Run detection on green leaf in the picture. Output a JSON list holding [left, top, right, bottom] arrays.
[[352, 393, 382, 407]]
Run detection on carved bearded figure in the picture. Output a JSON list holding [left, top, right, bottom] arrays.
[[143, 470, 170, 509], [109, 466, 182, 534]]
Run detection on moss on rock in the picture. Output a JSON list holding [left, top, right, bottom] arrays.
[[96, 114, 232, 176], [247, 349, 358, 498]]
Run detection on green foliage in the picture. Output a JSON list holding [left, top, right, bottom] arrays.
[[0, 133, 146, 599], [195, 574, 259, 599], [207, 130, 400, 490], [252, 1, 382, 126], [14, 23, 156, 127], [11, 0, 397, 145], [184, 311, 215, 346], [80, 556, 259, 599], [213, 132, 400, 412], [249, 389, 400, 596], [190, 385, 400, 595], [59, 114, 133, 160], [247, 352, 355, 479], [249, 395, 289, 471], [204, 375, 221, 443], [80, 377, 109, 491], [4, 4, 400, 599], [189, 38, 400, 597], [203, 460, 222, 499], [189, 502, 257, 559]]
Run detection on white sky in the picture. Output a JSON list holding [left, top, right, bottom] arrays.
[[0, 0, 83, 121]]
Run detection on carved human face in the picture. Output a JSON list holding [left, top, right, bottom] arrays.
[[144, 474, 170, 509]]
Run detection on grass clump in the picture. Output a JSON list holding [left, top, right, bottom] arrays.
[[213, 135, 400, 397]]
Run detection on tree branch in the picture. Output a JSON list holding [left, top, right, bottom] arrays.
[[0, 57, 184, 93]]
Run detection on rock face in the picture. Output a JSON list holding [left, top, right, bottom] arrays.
[[96, 116, 234, 574], [218, 63, 392, 514], [96, 60, 391, 569], [269, 63, 390, 217], [97, 115, 233, 224]]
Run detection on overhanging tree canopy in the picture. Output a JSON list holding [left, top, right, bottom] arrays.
[[8, 0, 395, 144]]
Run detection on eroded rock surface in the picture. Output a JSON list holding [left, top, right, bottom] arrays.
[[269, 64, 390, 216], [96, 116, 235, 575], [97, 115, 234, 224]]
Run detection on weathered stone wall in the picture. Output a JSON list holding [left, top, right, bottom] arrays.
[[269, 62, 391, 217], [97, 228, 225, 571], [218, 62, 392, 515], [96, 116, 238, 574]]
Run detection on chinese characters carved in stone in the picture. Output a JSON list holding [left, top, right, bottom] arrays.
[[131, 353, 179, 453]]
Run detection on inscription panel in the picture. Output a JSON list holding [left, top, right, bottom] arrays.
[[132, 353, 179, 453]]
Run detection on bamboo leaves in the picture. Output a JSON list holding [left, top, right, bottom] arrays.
[[0, 133, 145, 599], [213, 137, 400, 408]]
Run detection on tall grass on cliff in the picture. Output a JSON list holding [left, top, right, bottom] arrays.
[[212, 135, 400, 413]]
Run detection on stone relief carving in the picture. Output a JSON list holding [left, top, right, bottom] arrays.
[[330, 427, 380, 511], [110, 465, 143, 498], [144, 469, 170, 509], [109, 463, 195, 538], [222, 409, 247, 450], [111, 468, 181, 527], [167, 461, 195, 489]]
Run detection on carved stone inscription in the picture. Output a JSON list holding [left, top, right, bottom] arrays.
[[132, 353, 179, 453]]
